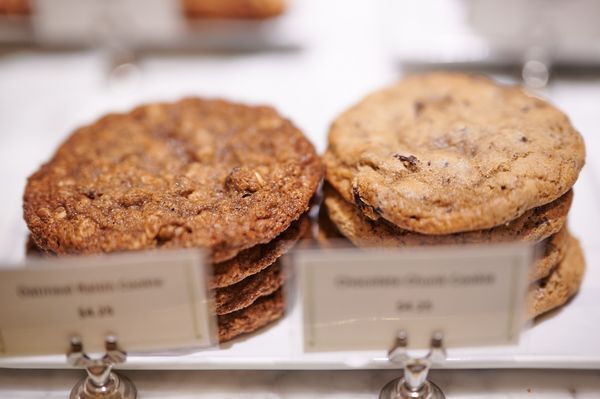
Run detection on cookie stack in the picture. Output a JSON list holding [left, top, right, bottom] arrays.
[[322, 72, 586, 319], [24, 98, 322, 342]]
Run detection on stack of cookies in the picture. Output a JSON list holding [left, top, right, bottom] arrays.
[[23, 98, 322, 342], [322, 72, 586, 319]]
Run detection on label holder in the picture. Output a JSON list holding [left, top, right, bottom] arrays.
[[67, 335, 137, 399], [379, 330, 446, 399]]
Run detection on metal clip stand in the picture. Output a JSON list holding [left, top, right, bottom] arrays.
[[379, 330, 446, 399], [67, 335, 137, 399]]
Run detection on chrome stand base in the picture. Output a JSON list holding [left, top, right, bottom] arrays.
[[379, 377, 445, 399], [70, 372, 137, 399]]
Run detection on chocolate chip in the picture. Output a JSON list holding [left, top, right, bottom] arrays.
[[521, 136, 528, 143], [353, 186, 366, 211], [394, 154, 419, 172], [352, 186, 382, 216], [414, 101, 424, 115], [83, 188, 98, 200]]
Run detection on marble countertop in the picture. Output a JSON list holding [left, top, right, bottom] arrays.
[[1, 368, 600, 398]]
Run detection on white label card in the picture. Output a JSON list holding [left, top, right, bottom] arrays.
[[0, 250, 216, 357], [297, 244, 532, 352]]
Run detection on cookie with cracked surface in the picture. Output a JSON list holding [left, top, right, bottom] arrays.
[[324, 184, 571, 249], [218, 289, 284, 342], [24, 98, 322, 263], [324, 72, 585, 234], [526, 234, 584, 319], [211, 214, 308, 288], [215, 261, 283, 315]]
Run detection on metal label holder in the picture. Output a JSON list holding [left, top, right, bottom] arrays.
[[67, 335, 137, 399], [379, 330, 446, 399]]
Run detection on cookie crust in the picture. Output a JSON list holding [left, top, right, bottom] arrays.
[[215, 261, 283, 315], [531, 226, 568, 282], [211, 214, 307, 288], [324, 185, 572, 248], [526, 234, 585, 318], [324, 72, 585, 234], [24, 98, 322, 263], [217, 289, 284, 342]]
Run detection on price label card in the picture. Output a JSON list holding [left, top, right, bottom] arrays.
[[296, 244, 532, 351], [0, 250, 216, 356]]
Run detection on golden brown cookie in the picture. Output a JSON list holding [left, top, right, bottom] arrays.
[[183, 0, 285, 19], [211, 214, 308, 288], [324, 72, 585, 235], [218, 289, 284, 342], [531, 226, 568, 282], [27, 214, 305, 290], [215, 261, 283, 315], [24, 98, 322, 263], [324, 184, 571, 249], [526, 235, 585, 318]]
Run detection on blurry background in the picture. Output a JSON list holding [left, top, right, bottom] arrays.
[[1, 0, 600, 261]]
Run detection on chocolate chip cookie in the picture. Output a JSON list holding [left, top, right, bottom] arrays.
[[531, 226, 568, 282], [324, 72, 585, 234], [526, 234, 585, 318], [323, 184, 571, 248]]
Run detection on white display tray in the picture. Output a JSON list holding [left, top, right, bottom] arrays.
[[1, 167, 599, 370]]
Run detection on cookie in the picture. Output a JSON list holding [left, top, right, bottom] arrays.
[[183, 0, 285, 19], [324, 184, 571, 248], [24, 98, 322, 263], [526, 234, 585, 318], [215, 261, 283, 315], [218, 289, 284, 342], [324, 72, 585, 234], [211, 214, 308, 288], [0, 0, 29, 15], [531, 226, 568, 282], [26, 214, 305, 289], [315, 202, 346, 248], [25, 234, 45, 257]]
